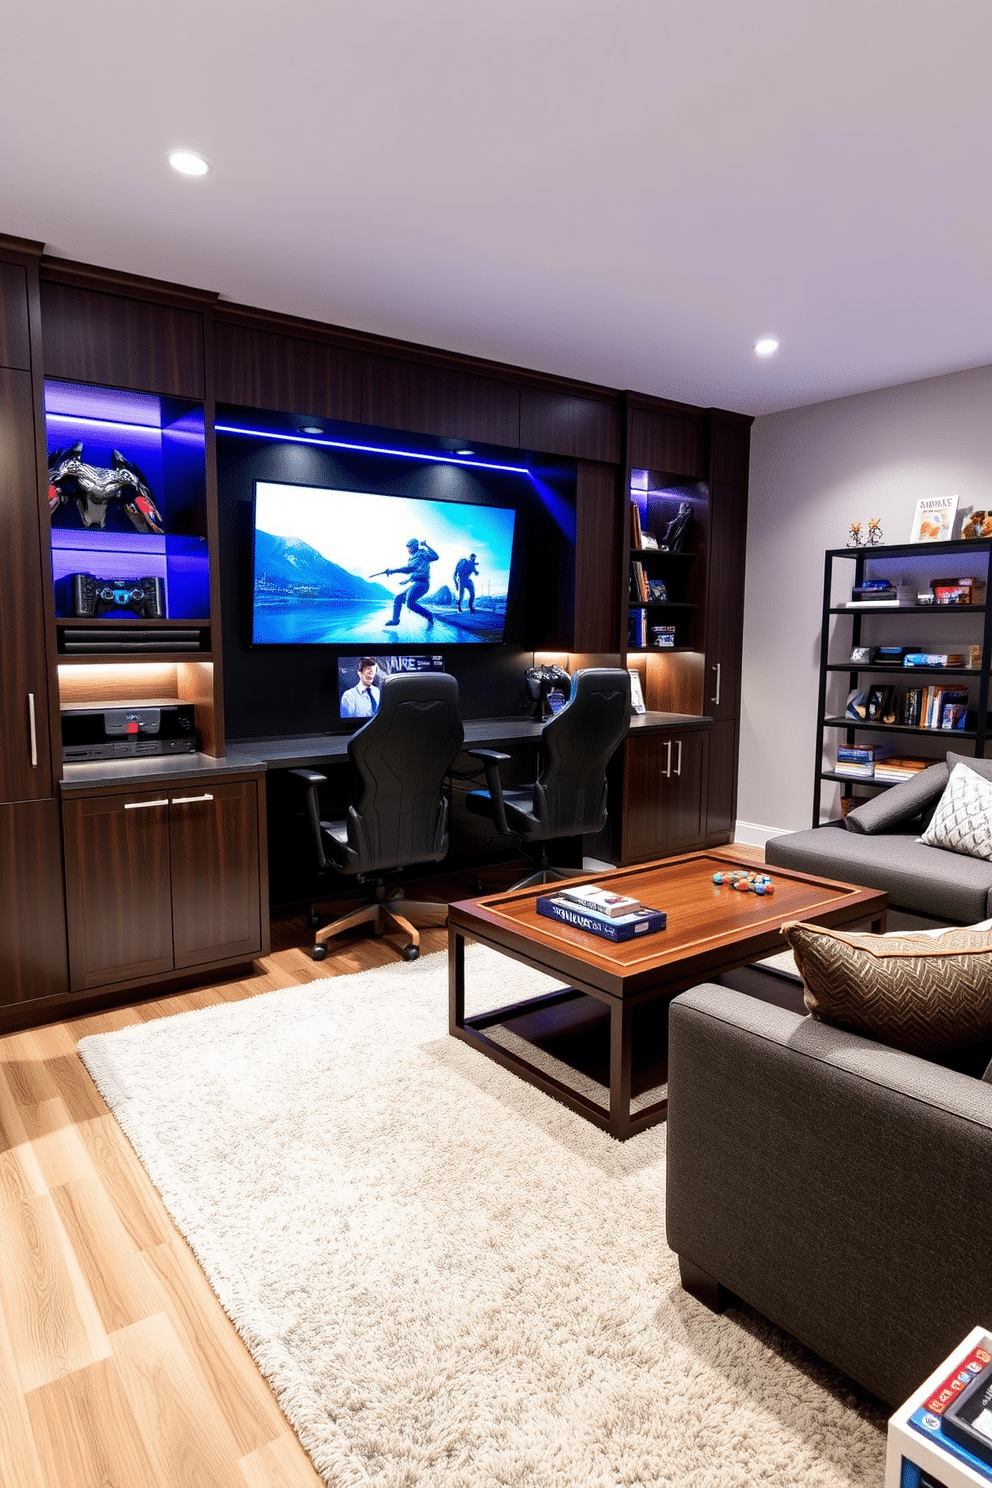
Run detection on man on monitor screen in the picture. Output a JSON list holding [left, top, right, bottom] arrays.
[[340, 657, 381, 717], [384, 538, 438, 630], [453, 552, 479, 612]]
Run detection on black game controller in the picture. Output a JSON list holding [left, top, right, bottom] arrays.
[[71, 573, 165, 619], [525, 664, 571, 721]]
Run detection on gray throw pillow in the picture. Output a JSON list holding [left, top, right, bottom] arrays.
[[844, 760, 949, 835], [947, 751, 992, 783], [921, 763, 992, 861]]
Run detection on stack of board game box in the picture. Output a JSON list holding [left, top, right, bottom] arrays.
[[535, 884, 667, 942]]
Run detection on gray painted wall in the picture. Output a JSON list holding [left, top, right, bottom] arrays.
[[739, 362, 992, 840]]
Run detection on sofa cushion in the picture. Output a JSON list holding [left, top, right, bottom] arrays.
[[780, 919, 992, 1054], [766, 825, 992, 922], [844, 761, 949, 835], [921, 763, 992, 862], [947, 751, 992, 783]]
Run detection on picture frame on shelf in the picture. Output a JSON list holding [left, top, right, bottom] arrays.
[[909, 493, 958, 543], [627, 668, 646, 714], [849, 645, 876, 664], [647, 578, 669, 602], [865, 684, 895, 723]]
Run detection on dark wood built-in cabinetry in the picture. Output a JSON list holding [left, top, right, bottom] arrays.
[[0, 238, 69, 1008], [0, 236, 752, 1027], [62, 773, 266, 992]]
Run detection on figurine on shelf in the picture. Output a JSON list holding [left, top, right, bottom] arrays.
[[866, 517, 884, 545], [48, 442, 165, 533], [660, 501, 692, 552], [847, 521, 864, 547]]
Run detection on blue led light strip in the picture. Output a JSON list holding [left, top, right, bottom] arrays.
[[213, 423, 532, 476], [47, 411, 161, 433]]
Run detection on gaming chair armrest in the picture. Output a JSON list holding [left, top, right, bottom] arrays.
[[468, 749, 513, 838], [288, 768, 329, 872]]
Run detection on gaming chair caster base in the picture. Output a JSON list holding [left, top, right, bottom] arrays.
[[309, 913, 323, 929], [402, 944, 419, 961], [311, 944, 327, 961]]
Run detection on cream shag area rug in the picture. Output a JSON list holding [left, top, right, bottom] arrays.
[[78, 947, 886, 1487]]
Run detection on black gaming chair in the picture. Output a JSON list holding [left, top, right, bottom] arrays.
[[465, 668, 631, 889], [291, 672, 464, 960]]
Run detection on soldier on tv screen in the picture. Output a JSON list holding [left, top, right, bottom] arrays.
[[384, 538, 438, 629], [453, 552, 479, 612]]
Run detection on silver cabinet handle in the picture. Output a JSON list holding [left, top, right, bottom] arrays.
[[675, 740, 683, 776], [171, 793, 214, 804], [27, 693, 37, 768], [124, 799, 169, 810], [663, 740, 672, 778], [711, 663, 721, 706]]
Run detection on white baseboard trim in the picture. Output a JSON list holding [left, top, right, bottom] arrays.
[[733, 820, 793, 848]]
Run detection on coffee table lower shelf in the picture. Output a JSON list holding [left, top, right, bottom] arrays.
[[454, 976, 671, 1139], [449, 929, 679, 1139]]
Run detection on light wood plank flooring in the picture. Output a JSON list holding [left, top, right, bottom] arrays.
[[1, 848, 765, 1486], [0, 908, 455, 1488]]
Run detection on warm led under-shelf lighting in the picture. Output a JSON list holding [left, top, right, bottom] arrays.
[[168, 150, 209, 177], [753, 336, 780, 358]]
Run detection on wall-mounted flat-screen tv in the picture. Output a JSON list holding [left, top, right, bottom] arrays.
[[251, 481, 518, 646]]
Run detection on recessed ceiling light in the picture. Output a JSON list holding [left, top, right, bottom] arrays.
[[299, 422, 324, 435], [753, 336, 780, 358], [168, 150, 209, 177], [455, 447, 474, 456]]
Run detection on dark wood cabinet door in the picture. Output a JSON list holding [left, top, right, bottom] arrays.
[[0, 799, 68, 1005], [0, 367, 55, 802], [0, 262, 31, 371], [621, 730, 709, 862], [704, 719, 739, 846], [40, 281, 205, 398], [703, 479, 748, 722], [63, 791, 174, 990], [169, 780, 263, 968]]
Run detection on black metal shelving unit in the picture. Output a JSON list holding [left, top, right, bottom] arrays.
[[813, 537, 992, 827]]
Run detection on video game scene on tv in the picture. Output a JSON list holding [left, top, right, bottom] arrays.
[[252, 482, 517, 645], [336, 654, 445, 720]]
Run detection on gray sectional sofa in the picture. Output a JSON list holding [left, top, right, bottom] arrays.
[[665, 982, 992, 1407], [766, 751, 992, 922]]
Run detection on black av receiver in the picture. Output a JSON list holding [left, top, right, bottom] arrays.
[[61, 702, 197, 762]]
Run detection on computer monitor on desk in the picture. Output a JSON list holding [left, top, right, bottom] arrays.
[[336, 654, 445, 722]]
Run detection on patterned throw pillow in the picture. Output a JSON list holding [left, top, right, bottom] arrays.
[[920, 763, 992, 861], [781, 919, 992, 1054]]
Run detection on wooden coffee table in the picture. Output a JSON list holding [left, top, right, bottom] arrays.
[[448, 849, 887, 1139]]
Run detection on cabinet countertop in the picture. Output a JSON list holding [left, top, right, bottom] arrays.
[[59, 752, 265, 796], [223, 711, 713, 772]]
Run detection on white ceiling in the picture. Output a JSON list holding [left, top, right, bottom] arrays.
[[3, 0, 990, 416]]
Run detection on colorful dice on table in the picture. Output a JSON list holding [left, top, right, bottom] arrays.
[[712, 869, 774, 895]]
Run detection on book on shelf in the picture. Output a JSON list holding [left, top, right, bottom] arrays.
[[903, 687, 923, 727], [630, 560, 649, 602], [835, 743, 892, 776], [843, 597, 901, 607], [630, 500, 643, 550], [556, 883, 644, 918], [905, 652, 969, 667], [836, 743, 893, 762], [873, 757, 935, 780], [627, 608, 647, 647], [536, 895, 667, 942]]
